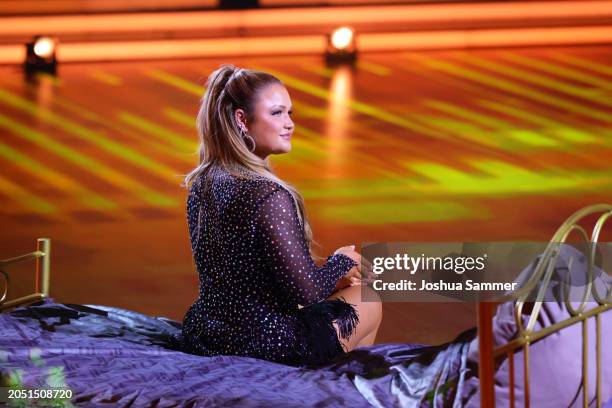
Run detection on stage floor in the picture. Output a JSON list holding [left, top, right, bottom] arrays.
[[1, 46, 611, 345]]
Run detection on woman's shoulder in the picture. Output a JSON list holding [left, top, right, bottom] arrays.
[[197, 166, 288, 202], [238, 176, 289, 203]]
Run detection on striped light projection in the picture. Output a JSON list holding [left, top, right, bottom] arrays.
[[0, 48, 610, 230]]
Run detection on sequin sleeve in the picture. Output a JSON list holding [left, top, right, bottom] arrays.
[[254, 185, 358, 306]]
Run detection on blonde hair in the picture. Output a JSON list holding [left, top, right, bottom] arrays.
[[182, 64, 319, 257]]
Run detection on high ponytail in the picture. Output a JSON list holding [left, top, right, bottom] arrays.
[[182, 64, 321, 259]]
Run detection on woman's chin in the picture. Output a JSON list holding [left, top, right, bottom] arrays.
[[257, 143, 291, 158], [276, 142, 292, 154]]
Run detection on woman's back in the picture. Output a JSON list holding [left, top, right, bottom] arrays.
[[180, 166, 358, 365]]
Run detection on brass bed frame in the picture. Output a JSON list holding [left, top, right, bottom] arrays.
[[0, 237, 50, 311], [478, 204, 611, 407], [1, 205, 611, 407]]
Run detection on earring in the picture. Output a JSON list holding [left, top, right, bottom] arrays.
[[240, 127, 256, 153]]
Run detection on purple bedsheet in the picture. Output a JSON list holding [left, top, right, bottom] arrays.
[[2, 244, 610, 407], [0, 299, 474, 407]]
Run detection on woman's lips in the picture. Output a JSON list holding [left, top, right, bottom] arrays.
[[280, 133, 292, 140]]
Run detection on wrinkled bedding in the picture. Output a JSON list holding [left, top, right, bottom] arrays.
[[0, 299, 475, 407], [2, 243, 610, 407]]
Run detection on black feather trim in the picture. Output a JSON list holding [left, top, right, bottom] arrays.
[[295, 297, 360, 366]]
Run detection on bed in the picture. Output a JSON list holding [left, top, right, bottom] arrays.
[[1, 204, 610, 408]]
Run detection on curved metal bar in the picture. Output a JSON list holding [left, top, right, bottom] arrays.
[[591, 210, 612, 243], [514, 248, 555, 335], [590, 211, 612, 305], [513, 242, 561, 329], [523, 246, 561, 334], [497, 205, 609, 308], [550, 204, 612, 242], [512, 244, 556, 302], [0, 269, 8, 304], [558, 225, 591, 316]]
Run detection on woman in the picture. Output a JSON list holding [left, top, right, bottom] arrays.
[[179, 64, 382, 367]]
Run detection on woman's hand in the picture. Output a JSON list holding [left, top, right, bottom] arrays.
[[333, 245, 376, 289], [334, 267, 361, 291], [334, 245, 361, 267]]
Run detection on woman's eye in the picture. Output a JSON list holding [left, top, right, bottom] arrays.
[[272, 111, 281, 115], [288, 110, 293, 116]]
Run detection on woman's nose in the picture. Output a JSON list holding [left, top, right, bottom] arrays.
[[285, 117, 294, 130]]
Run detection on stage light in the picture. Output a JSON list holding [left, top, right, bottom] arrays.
[[326, 26, 357, 65], [24, 36, 58, 75], [331, 27, 354, 50], [33, 37, 55, 58], [219, 0, 259, 9]]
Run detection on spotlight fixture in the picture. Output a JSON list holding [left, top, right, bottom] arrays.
[[325, 26, 357, 65], [24, 36, 58, 75], [219, 0, 259, 9]]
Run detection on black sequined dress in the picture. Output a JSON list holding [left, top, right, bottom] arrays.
[[179, 166, 359, 367]]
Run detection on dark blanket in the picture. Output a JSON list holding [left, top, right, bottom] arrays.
[[0, 299, 474, 407]]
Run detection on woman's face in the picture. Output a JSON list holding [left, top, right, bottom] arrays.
[[240, 83, 294, 159]]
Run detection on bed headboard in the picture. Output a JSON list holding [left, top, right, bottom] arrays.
[[478, 204, 612, 408], [0, 237, 51, 312]]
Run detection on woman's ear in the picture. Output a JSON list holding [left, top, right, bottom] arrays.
[[234, 109, 248, 132]]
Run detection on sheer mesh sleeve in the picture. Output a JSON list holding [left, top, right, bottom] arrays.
[[254, 185, 357, 306]]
